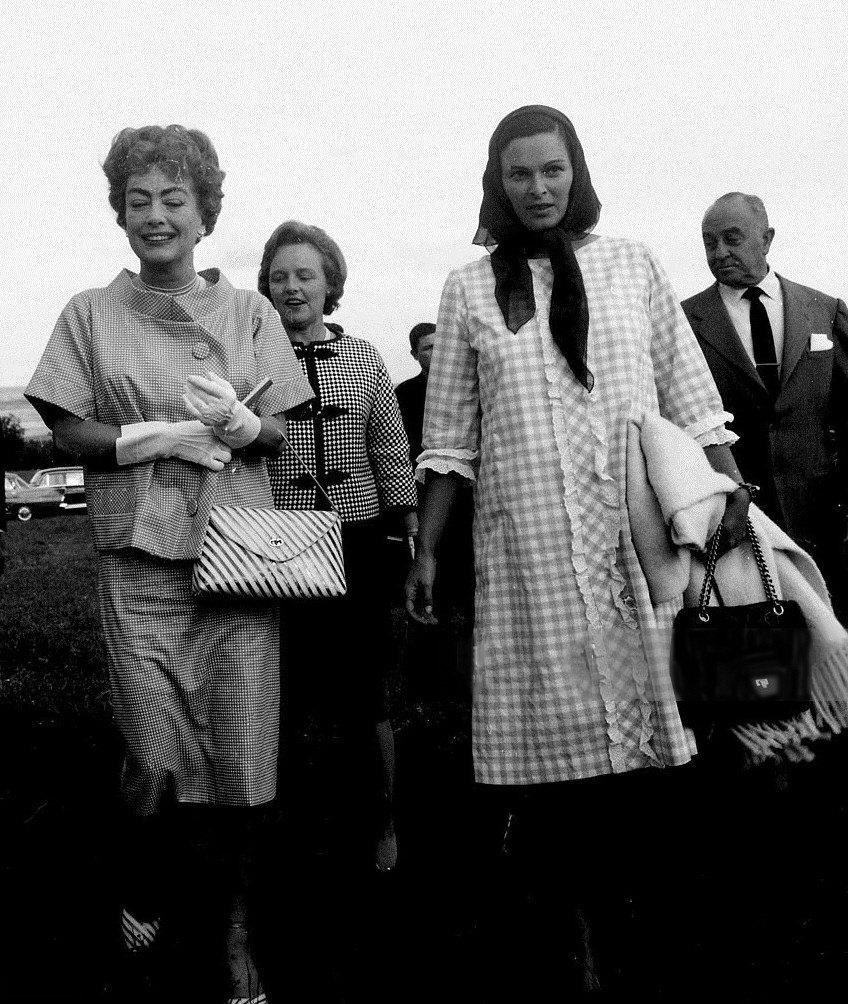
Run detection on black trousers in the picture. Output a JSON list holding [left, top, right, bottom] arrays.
[[471, 766, 694, 1002]]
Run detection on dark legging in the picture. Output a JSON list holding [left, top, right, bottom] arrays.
[[471, 766, 694, 1001]]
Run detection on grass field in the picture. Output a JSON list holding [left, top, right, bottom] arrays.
[[1, 514, 108, 718], [4, 516, 848, 1002], [1, 515, 123, 1003], [0, 513, 476, 1003]]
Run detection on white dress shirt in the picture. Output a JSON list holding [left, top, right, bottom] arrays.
[[718, 267, 785, 373]]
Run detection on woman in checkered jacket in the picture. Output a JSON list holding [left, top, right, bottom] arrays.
[[26, 125, 312, 1003], [404, 105, 753, 997], [259, 221, 418, 884]]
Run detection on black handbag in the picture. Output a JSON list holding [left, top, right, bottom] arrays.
[[672, 518, 810, 736]]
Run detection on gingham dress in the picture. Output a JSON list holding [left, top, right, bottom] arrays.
[[26, 269, 314, 812], [418, 237, 735, 785]]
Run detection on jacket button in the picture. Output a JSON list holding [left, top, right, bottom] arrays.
[[186, 499, 198, 516]]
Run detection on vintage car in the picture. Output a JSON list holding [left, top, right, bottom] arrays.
[[29, 466, 87, 512], [5, 466, 86, 521], [4, 472, 63, 522]]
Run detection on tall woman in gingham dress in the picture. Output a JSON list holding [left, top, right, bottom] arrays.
[[258, 221, 418, 883], [26, 126, 311, 1003], [405, 106, 753, 997]]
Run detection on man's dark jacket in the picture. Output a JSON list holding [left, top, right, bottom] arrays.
[[682, 277, 848, 573]]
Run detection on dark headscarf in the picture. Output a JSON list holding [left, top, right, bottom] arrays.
[[474, 105, 601, 390]]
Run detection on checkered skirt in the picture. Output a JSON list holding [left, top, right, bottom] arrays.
[[420, 237, 735, 785], [25, 271, 312, 812], [98, 549, 280, 813]]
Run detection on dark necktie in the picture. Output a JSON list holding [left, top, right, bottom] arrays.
[[742, 286, 779, 397]]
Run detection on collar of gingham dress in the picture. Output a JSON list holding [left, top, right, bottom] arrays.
[[290, 327, 344, 360], [115, 268, 233, 323]]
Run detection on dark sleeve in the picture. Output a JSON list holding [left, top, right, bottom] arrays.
[[395, 379, 424, 461], [831, 298, 848, 509]]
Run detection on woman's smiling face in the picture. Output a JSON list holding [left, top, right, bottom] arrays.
[[123, 166, 203, 281], [500, 130, 573, 232], [267, 243, 329, 337]]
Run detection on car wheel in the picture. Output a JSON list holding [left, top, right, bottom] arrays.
[[16, 505, 33, 522]]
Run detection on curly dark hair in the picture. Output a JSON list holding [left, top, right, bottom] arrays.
[[257, 221, 347, 315], [408, 322, 436, 351], [102, 124, 226, 233]]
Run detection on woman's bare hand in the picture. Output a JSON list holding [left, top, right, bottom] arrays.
[[405, 551, 438, 625], [707, 486, 752, 558]]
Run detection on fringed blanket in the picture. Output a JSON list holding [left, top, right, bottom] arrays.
[[628, 412, 848, 764]]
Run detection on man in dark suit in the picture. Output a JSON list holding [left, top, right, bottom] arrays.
[[394, 322, 436, 466], [682, 192, 848, 616], [681, 197, 848, 998], [394, 322, 474, 697]]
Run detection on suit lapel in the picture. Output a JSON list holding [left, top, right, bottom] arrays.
[[692, 285, 763, 389], [778, 276, 811, 390]]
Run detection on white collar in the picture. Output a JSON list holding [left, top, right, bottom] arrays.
[[719, 267, 781, 302]]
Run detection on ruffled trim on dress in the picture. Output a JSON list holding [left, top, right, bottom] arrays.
[[534, 262, 634, 770], [415, 448, 478, 483], [695, 428, 737, 448], [687, 411, 737, 444]]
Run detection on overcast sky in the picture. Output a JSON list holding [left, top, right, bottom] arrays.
[[1, 0, 846, 390]]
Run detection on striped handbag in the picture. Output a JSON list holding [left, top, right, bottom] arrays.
[[192, 435, 346, 600]]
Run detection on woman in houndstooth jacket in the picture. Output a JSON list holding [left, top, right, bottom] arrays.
[[26, 125, 311, 1004], [258, 221, 417, 892], [405, 105, 754, 998]]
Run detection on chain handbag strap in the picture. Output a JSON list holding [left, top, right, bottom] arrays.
[[277, 427, 339, 513], [239, 377, 338, 513], [696, 517, 781, 622]]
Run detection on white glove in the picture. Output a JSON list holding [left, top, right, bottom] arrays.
[[116, 420, 232, 471], [183, 372, 261, 449]]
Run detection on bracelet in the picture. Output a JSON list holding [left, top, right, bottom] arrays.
[[735, 481, 760, 502]]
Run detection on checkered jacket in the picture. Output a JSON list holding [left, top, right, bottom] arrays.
[[269, 329, 417, 521], [26, 269, 313, 559]]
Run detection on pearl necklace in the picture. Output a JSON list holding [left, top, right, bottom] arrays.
[[138, 274, 203, 296]]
